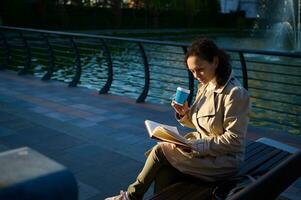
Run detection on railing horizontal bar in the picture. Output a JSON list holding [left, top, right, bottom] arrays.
[[9, 53, 25, 58], [250, 115, 299, 129], [2, 26, 301, 58], [144, 48, 184, 55], [9, 59, 23, 64], [150, 70, 188, 79], [54, 59, 74, 65], [226, 48, 301, 58], [77, 46, 102, 52], [51, 43, 72, 48], [9, 48, 25, 53], [111, 53, 142, 59], [26, 39, 45, 43], [146, 49, 184, 57], [150, 78, 188, 85], [248, 77, 301, 87], [76, 42, 102, 48], [108, 43, 139, 51], [148, 56, 184, 63], [30, 46, 48, 52], [244, 60, 301, 69], [32, 57, 49, 63], [112, 59, 142, 65], [149, 64, 186, 71], [249, 86, 301, 97], [248, 69, 301, 78], [52, 49, 73, 55], [7, 43, 24, 48], [32, 57, 49, 62], [78, 52, 102, 58], [251, 102, 299, 116], [250, 94, 301, 106], [48, 39, 70, 44], [54, 61, 75, 67]]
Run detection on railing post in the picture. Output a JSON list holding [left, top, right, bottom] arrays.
[[99, 39, 113, 94], [182, 46, 194, 106], [136, 42, 150, 103], [41, 33, 55, 81], [68, 36, 81, 87], [18, 31, 32, 75], [238, 51, 248, 90], [0, 31, 10, 70]]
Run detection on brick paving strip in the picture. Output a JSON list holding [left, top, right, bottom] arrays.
[[0, 71, 300, 200]]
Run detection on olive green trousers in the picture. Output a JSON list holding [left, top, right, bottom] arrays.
[[127, 144, 190, 200]]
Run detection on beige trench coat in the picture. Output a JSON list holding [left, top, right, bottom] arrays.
[[161, 75, 250, 182]]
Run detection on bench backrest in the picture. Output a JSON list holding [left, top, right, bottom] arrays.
[[230, 150, 301, 200]]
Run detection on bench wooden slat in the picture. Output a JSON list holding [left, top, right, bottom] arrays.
[[238, 149, 282, 176], [252, 151, 290, 176], [149, 182, 213, 200], [244, 143, 271, 161], [244, 141, 263, 157], [246, 145, 275, 163]]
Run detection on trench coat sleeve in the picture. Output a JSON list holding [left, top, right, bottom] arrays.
[[175, 110, 196, 129], [190, 87, 250, 157]]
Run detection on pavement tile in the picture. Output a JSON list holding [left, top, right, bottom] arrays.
[[32, 133, 87, 156], [68, 110, 94, 118], [29, 106, 52, 114], [68, 119, 98, 128], [0, 126, 16, 137], [0, 111, 20, 122], [85, 115, 107, 123], [70, 104, 95, 111], [78, 181, 100, 200], [75, 158, 142, 196], [0, 124, 62, 149], [44, 112, 75, 122], [86, 193, 105, 200], [0, 144, 9, 152], [0, 118, 36, 131], [89, 108, 108, 115]]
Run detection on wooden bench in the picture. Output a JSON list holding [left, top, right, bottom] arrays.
[[148, 138, 301, 200]]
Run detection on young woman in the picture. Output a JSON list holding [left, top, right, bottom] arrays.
[[106, 37, 250, 200]]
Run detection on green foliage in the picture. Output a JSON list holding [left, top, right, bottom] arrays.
[[0, 0, 251, 30]]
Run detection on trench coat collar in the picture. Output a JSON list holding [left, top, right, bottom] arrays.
[[196, 82, 216, 117]]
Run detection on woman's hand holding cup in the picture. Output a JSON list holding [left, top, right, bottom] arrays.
[[171, 100, 189, 116], [171, 87, 190, 116]]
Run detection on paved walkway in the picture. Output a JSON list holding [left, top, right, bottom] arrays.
[[0, 71, 300, 200]]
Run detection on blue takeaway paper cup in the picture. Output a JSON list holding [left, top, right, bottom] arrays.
[[175, 87, 190, 106]]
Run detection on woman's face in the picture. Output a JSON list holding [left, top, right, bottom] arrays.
[[187, 55, 218, 84]]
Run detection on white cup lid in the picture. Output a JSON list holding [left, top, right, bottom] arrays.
[[177, 87, 190, 94]]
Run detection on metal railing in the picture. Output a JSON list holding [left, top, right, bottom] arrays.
[[0, 26, 300, 134]]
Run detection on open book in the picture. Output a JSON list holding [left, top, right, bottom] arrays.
[[144, 120, 190, 147]]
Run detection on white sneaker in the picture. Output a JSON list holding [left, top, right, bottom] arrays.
[[104, 190, 128, 200]]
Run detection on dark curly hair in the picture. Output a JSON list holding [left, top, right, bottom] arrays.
[[185, 37, 231, 87]]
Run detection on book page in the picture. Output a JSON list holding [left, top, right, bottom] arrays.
[[145, 120, 179, 136], [152, 126, 189, 147], [145, 120, 189, 147]]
